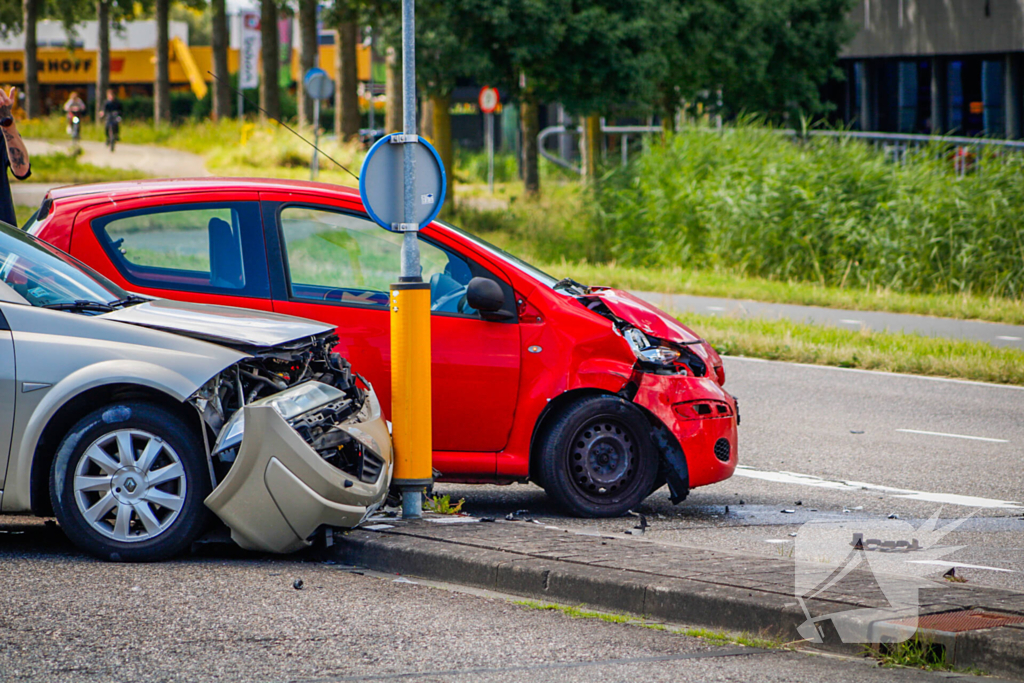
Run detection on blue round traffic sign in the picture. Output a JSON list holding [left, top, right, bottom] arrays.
[[303, 67, 334, 101], [359, 133, 447, 231]]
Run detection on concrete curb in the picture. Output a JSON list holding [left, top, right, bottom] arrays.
[[332, 525, 1024, 680]]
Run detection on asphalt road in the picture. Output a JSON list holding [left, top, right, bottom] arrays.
[[436, 356, 1024, 592], [634, 291, 1024, 349], [0, 518, 1002, 683]]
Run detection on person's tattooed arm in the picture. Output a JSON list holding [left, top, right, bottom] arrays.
[[0, 87, 31, 180]]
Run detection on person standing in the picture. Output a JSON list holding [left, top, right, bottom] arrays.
[[0, 86, 31, 227]]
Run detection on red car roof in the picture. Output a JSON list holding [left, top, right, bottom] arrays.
[[46, 177, 362, 202]]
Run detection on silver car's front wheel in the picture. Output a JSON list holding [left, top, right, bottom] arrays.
[[51, 402, 211, 562], [73, 429, 188, 543]]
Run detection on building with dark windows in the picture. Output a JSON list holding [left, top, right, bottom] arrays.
[[828, 0, 1024, 138]]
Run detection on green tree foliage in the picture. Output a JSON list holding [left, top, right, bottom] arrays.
[[654, 0, 855, 123]]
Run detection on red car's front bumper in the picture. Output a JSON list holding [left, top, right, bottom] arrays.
[[633, 372, 738, 490]]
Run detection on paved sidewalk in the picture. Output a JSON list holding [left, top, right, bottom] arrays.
[[334, 516, 1024, 680], [633, 291, 1024, 350]]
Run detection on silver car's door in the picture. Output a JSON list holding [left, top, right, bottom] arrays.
[[0, 307, 18, 497]]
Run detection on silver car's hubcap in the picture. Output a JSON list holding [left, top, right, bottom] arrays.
[[73, 429, 187, 543]]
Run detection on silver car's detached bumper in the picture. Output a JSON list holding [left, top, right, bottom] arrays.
[[204, 395, 392, 554]]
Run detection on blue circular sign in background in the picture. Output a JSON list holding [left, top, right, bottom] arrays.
[[359, 133, 447, 231], [303, 67, 334, 101]]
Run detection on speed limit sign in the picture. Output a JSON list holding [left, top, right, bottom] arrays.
[[478, 86, 500, 114]]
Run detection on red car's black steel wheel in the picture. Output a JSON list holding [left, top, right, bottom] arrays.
[[538, 395, 657, 517], [570, 418, 637, 499]]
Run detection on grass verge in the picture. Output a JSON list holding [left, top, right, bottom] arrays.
[[678, 311, 1024, 386], [15, 205, 35, 227], [28, 151, 149, 184], [451, 191, 1024, 326], [19, 117, 362, 187], [536, 261, 1024, 327], [867, 636, 983, 674], [513, 600, 782, 649]]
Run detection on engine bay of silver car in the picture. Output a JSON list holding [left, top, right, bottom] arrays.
[[188, 332, 386, 487]]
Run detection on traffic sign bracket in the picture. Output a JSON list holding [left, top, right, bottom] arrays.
[[389, 134, 420, 144], [391, 222, 420, 232]]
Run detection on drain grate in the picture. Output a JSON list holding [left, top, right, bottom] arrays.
[[888, 609, 1024, 633]]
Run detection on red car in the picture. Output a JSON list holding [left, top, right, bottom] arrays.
[[25, 178, 737, 517]]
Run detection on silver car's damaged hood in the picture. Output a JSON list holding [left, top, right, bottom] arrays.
[[99, 299, 334, 348]]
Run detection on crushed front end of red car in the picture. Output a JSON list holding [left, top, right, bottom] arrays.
[[579, 287, 738, 504]]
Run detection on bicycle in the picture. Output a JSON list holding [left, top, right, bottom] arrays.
[[105, 115, 121, 152]]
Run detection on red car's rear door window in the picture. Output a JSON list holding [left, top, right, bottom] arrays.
[[89, 200, 270, 300]]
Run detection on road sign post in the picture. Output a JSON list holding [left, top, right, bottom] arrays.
[[239, 12, 261, 119], [304, 68, 334, 181], [359, 0, 444, 519], [478, 86, 499, 194]]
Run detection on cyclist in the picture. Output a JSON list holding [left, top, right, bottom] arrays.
[[99, 89, 123, 150], [63, 91, 87, 140]]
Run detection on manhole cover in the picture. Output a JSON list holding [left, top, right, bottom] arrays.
[[888, 609, 1024, 633]]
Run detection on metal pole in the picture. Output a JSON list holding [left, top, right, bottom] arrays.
[[401, 0, 418, 285], [487, 111, 494, 193], [398, 0, 425, 520], [311, 98, 320, 181], [368, 31, 375, 140], [238, 90, 243, 120]]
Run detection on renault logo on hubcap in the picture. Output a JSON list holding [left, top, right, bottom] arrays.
[[124, 478, 137, 493]]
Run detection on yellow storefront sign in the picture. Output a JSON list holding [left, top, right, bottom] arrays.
[[1, 44, 369, 88], [0, 47, 238, 86]]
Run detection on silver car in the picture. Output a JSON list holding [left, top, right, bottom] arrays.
[[0, 221, 392, 561]]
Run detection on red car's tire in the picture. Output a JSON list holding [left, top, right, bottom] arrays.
[[537, 395, 657, 518]]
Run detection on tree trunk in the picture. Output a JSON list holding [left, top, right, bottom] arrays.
[[582, 114, 601, 182], [661, 99, 676, 138], [334, 21, 360, 140], [95, 0, 110, 121], [23, 0, 40, 118], [430, 93, 453, 205], [384, 47, 402, 133], [154, 0, 170, 124], [259, 0, 280, 121], [211, 0, 230, 120], [419, 96, 433, 141], [520, 94, 540, 196], [296, 0, 317, 126]]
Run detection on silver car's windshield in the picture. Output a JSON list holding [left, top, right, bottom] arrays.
[[0, 221, 127, 308]]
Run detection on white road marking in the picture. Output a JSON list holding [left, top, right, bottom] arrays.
[[706, 306, 726, 311], [733, 466, 1024, 509], [839, 319, 863, 325], [996, 336, 1022, 341], [907, 560, 1016, 573], [896, 429, 1008, 443], [725, 355, 1024, 390]]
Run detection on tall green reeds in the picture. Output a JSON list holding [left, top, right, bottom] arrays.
[[591, 126, 1024, 299]]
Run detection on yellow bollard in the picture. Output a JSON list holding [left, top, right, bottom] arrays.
[[390, 282, 433, 516]]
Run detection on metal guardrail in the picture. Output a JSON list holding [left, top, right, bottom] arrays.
[[538, 123, 663, 174], [799, 129, 1024, 150], [538, 124, 1024, 176]]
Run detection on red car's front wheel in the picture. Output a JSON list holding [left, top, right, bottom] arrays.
[[538, 395, 658, 517]]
